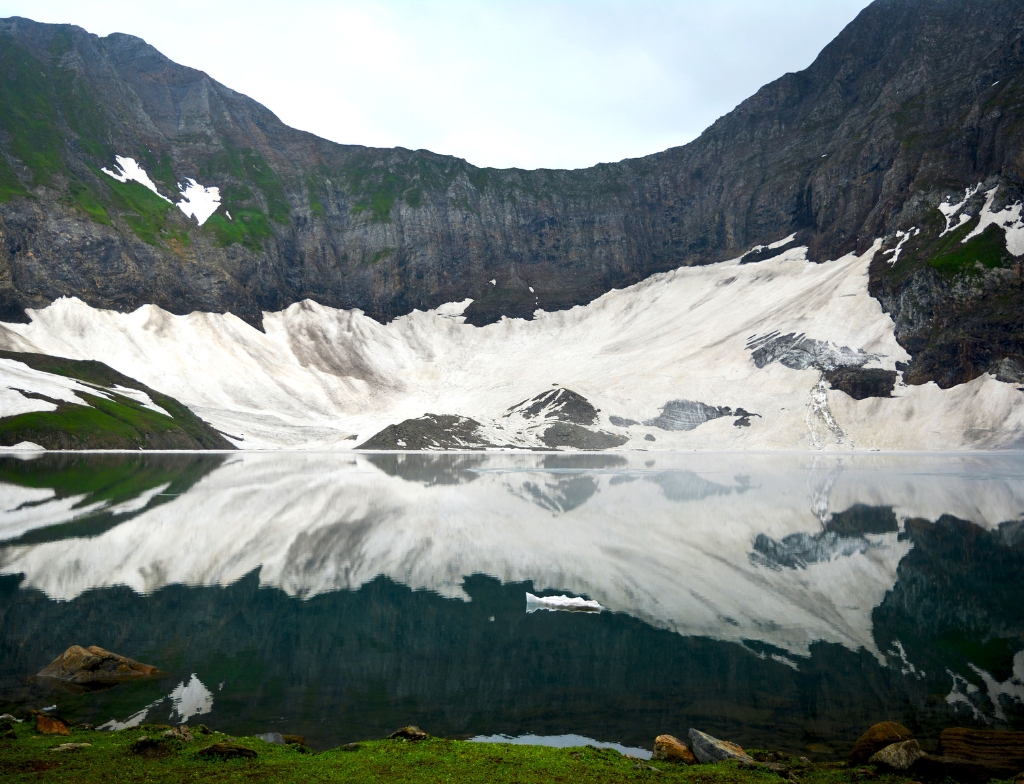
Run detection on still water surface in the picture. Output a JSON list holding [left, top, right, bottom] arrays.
[[1, 451, 1022, 755]]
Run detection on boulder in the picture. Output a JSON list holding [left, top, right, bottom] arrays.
[[35, 715, 69, 736], [387, 726, 429, 741], [909, 754, 999, 784], [652, 734, 697, 764], [199, 741, 258, 759], [940, 728, 1024, 770], [256, 732, 285, 745], [162, 726, 194, 743], [850, 722, 915, 765], [49, 743, 91, 752], [37, 645, 161, 687], [283, 734, 306, 746], [869, 739, 923, 770], [688, 729, 755, 764]]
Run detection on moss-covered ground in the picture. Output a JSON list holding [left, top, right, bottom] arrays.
[[0, 721, 928, 784]]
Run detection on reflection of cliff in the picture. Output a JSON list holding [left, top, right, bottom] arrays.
[[0, 572, 927, 755], [872, 515, 1024, 727]]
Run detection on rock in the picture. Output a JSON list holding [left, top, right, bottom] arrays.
[[35, 715, 70, 736], [256, 732, 285, 745], [282, 734, 306, 746], [339, 742, 362, 751], [49, 743, 92, 752], [130, 737, 175, 758], [0, 714, 19, 722], [688, 729, 755, 764], [37, 645, 161, 686], [652, 735, 697, 764], [194, 724, 212, 734], [940, 728, 1024, 770], [849, 722, 915, 765], [198, 741, 258, 759], [387, 726, 429, 741], [908, 754, 998, 784], [162, 726, 194, 742], [869, 740, 923, 770]]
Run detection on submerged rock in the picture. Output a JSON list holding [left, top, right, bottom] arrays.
[[688, 728, 755, 764], [652, 734, 697, 763], [388, 726, 429, 741], [37, 645, 161, 686], [869, 739, 923, 770], [849, 722, 914, 764]]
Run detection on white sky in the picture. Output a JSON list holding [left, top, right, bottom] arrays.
[[0, 0, 873, 170]]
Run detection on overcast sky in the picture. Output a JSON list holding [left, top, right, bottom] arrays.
[[1, 0, 872, 170]]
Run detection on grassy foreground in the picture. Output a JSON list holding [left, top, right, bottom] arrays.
[[0, 721, 923, 784]]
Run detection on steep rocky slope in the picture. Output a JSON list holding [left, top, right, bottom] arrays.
[[0, 0, 1022, 391]]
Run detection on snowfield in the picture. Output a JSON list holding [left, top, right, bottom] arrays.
[[1, 242, 1023, 450]]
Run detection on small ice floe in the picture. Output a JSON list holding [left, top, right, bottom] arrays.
[[101, 156, 172, 203], [525, 592, 602, 613], [0, 441, 44, 452], [177, 179, 221, 226], [489, 279, 497, 286]]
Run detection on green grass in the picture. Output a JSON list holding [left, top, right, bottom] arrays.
[[99, 173, 175, 246], [202, 208, 274, 250], [0, 156, 28, 203], [0, 722, 924, 784], [0, 349, 234, 450], [926, 223, 1013, 276], [0, 36, 64, 185], [68, 181, 111, 224]]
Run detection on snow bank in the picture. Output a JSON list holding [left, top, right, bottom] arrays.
[[100, 158, 221, 225], [101, 156, 172, 203], [1, 242, 1022, 450], [526, 593, 602, 612]]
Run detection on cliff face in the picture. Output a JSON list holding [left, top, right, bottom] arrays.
[[0, 0, 1023, 386]]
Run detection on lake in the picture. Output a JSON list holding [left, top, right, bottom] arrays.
[[1, 451, 1022, 756]]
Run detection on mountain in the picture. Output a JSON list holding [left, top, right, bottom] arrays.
[[0, 1, 1023, 450]]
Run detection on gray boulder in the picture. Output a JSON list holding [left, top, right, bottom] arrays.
[[688, 729, 756, 764]]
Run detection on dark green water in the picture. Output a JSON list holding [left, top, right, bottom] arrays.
[[0, 451, 1022, 754]]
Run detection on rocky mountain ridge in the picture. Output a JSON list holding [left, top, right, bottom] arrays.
[[0, 0, 1022, 390]]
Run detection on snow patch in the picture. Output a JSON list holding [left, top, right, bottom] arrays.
[[768, 233, 798, 250], [110, 385, 171, 417], [962, 186, 1024, 256], [100, 157, 171, 203], [0, 441, 44, 452], [939, 184, 980, 236], [883, 228, 920, 265], [176, 179, 221, 226]]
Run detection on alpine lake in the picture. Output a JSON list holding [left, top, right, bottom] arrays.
[[1, 450, 1022, 759]]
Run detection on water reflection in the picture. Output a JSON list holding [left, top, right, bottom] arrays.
[[0, 451, 1022, 752]]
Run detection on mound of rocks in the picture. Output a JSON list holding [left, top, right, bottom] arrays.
[[37, 645, 162, 687]]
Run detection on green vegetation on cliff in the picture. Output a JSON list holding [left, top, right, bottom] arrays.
[[0, 350, 234, 450]]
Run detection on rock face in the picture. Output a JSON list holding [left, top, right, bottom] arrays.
[[652, 734, 697, 764], [687, 729, 755, 764], [940, 728, 1024, 771], [1, 2, 1023, 389], [37, 644, 161, 686], [868, 739, 923, 770]]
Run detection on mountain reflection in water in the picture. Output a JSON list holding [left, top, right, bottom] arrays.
[[0, 451, 1022, 753]]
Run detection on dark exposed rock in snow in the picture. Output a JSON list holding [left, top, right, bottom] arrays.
[[508, 388, 599, 426], [357, 415, 495, 450], [644, 400, 732, 431], [825, 367, 898, 399], [748, 332, 877, 372], [539, 422, 628, 450]]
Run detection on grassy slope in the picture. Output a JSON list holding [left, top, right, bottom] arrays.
[[0, 350, 234, 450], [0, 722, 923, 784]]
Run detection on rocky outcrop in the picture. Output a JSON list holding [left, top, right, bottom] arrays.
[[688, 729, 755, 764], [940, 728, 1024, 771], [197, 741, 257, 759], [849, 722, 914, 765], [387, 726, 429, 741], [34, 714, 69, 736], [652, 734, 697, 764], [37, 644, 161, 686]]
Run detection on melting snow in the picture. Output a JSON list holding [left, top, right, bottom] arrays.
[[938, 184, 981, 236], [883, 228, 920, 265], [962, 186, 1024, 256], [176, 179, 221, 226], [100, 156, 171, 203], [109, 385, 171, 417]]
